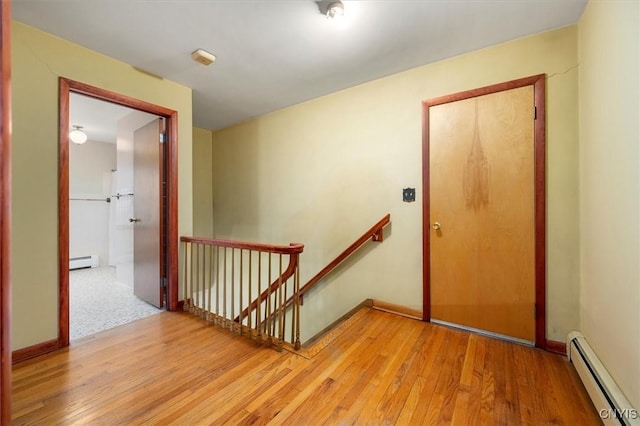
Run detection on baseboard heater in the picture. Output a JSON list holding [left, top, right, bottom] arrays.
[[69, 255, 99, 270], [568, 331, 639, 425]]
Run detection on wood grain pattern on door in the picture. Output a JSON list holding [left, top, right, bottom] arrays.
[[429, 85, 535, 342]]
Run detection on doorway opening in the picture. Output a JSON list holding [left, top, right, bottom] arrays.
[[68, 92, 163, 340], [59, 78, 180, 347]]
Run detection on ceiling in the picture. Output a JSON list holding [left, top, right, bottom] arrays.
[[70, 93, 136, 143], [14, 0, 588, 135]]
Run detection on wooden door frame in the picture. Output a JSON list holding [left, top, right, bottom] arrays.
[[0, 0, 11, 422], [422, 74, 547, 349], [58, 78, 179, 347]]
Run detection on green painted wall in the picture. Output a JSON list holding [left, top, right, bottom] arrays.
[[11, 21, 193, 350], [209, 26, 580, 343], [193, 127, 214, 237], [578, 0, 640, 408]]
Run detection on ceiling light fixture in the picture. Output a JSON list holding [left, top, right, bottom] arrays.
[[326, 1, 345, 20], [69, 125, 88, 145]]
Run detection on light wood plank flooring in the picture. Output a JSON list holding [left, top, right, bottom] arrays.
[[12, 308, 600, 425]]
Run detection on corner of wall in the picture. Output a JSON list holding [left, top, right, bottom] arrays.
[[192, 127, 214, 237], [577, 0, 640, 409]]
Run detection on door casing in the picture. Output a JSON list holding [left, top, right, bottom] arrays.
[[422, 74, 547, 348], [58, 78, 179, 347], [0, 0, 11, 422]]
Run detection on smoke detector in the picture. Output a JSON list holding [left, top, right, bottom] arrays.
[[191, 49, 216, 66]]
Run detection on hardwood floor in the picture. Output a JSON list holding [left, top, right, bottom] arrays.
[[12, 308, 600, 425]]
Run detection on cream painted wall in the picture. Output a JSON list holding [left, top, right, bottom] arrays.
[[210, 26, 580, 343], [578, 0, 640, 409], [193, 127, 214, 237], [11, 21, 193, 350]]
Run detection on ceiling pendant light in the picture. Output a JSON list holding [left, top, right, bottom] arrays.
[[326, 1, 345, 20], [69, 125, 88, 145]]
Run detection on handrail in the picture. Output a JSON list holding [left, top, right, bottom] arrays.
[[181, 215, 390, 352], [180, 236, 304, 350], [300, 213, 390, 299], [180, 236, 304, 255], [253, 214, 391, 328], [235, 254, 298, 322]]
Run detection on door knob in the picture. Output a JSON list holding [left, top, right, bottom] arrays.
[[432, 222, 441, 230], [129, 217, 141, 223]]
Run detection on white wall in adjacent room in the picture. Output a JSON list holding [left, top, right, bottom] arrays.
[[69, 139, 116, 267], [113, 111, 158, 288]]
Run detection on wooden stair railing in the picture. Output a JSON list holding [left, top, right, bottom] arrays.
[[299, 214, 390, 303], [235, 254, 298, 323], [180, 236, 304, 350], [246, 214, 391, 334]]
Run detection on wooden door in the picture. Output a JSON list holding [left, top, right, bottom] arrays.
[[425, 79, 544, 344], [132, 119, 163, 308]]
